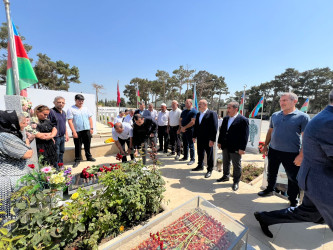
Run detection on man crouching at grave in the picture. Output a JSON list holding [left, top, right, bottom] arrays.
[[132, 114, 157, 164], [112, 122, 134, 162]]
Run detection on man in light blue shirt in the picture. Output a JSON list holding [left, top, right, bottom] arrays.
[[67, 94, 95, 168]]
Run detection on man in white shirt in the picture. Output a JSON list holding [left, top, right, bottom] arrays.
[[123, 109, 134, 126], [168, 100, 182, 159], [114, 111, 124, 124], [157, 103, 169, 153], [112, 122, 134, 162], [148, 103, 158, 121]]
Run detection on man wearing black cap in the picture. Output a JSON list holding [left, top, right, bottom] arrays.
[[67, 94, 96, 168]]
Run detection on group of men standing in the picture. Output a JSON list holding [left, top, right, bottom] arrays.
[[111, 98, 252, 192]]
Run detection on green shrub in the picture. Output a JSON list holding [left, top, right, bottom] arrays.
[[10, 161, 165, 249]]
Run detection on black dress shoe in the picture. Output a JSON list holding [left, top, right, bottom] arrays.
[[87, 157, 96, 162], [258, 189, 274, 197], [187, 160, 195, 165], [232, 183, 239, 191], [167, 152, 175, 156], [216, 176, 230, 182], [179, 158, 188, 161], [191, 166, 204, 171], [254, 212, 273, 238], [205, 171, 212, 178], [157, 148, 163, 152], [72, 161, 80, 168]]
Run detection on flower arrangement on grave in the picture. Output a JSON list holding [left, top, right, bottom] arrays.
[[107, 121, 114, 128], [258, 141, 265, 159], [80, 163, 121, 179], [19, 150, 72, 194], [104, 137, 115, 143], [133, 208, 233, 250]]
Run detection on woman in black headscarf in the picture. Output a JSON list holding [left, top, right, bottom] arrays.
[[0, 110, 33, 223]]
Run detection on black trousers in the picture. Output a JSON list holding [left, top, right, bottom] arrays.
[[73, 130, 92, 161], [197, 140, 214, 172], [158, 126, 169, 152], [182, 129, 195, 161], [169, 125, 181, 155], [118, 138, 134, 162], [259, 193, 323, 226], [267, 148, 300, 204], [135, 141, 148, 165], [223, 148, 242, 183]]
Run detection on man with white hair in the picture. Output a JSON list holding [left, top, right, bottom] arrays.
[[157, 103, 169, 153], [258, 92, 310, 207], [168, 100, 182, 159], [48, 96, 69, 165], [148, 103, 158, 121]]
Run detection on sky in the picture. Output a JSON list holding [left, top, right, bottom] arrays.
[[6, 0, 333, 101]]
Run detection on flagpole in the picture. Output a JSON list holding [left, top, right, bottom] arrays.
[[136, 82, 138, 109], [4, 0, 20, 95], [117, 80, 120, 113], [260, 95, 265, 120], [242, 84, 246, 115]]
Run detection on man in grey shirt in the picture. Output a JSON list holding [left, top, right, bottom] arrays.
[[258, 92, 310, 207]]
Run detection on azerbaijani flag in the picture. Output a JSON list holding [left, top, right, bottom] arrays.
[[117, 82, 121, 107], [249, 97, 264, 118], [137, 89, 140, 104], [193, 82, 198, 110], [238, 93, 245, 115], [6, 22, 38, 96], [300, 98, 309, 112]]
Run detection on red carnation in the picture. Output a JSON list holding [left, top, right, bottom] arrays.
[[58, 163, 64, 167], [28, 164, 35, 169], [39, 149, 45, 153]]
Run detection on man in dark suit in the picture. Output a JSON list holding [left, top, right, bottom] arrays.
[[192, 99, 218, 178], [217, 101, 249, 191], [254, 90, 333, 238]]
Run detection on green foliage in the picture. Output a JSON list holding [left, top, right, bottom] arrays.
[[9, 161, 165, 249]]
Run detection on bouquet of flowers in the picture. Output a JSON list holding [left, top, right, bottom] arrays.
[[80, 163, 121, 179], [19, 151, 72, 194], [258, 141, 266, 159]]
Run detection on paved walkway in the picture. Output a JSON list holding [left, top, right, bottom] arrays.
[[67, 151, 333, 250]]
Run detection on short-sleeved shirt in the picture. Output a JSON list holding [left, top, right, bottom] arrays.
[[114, 115, 124, 124], [123, 114, 133, 126], [112, 123, 133, 141], [169, 108, 181, 126], [180, 108, 198, 127], [269, 109, 310, 153], [157, 110, 169, 126], [48, 107, 66, 137], [67, 105, 92, 132]]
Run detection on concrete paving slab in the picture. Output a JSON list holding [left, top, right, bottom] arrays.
[[70, 148, 330, 250]]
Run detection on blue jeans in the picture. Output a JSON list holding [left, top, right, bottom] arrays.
[[54, 136, 65, 164], [182, 129, 195, 161]]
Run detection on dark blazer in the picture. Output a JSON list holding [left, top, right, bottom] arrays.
[[193, 110, 218, 142], [297, 105, 333, 229], [218, 114, 249, 152]]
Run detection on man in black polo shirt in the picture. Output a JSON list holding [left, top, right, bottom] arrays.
[[132, 114, 157, 164], [179, 99, 198, 165], [48, 96, 69, 165]]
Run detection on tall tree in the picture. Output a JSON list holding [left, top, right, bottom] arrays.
[[155, 70, 170, 102], [33, 53, 80, 90]]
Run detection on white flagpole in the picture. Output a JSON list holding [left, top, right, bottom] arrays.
[[242, 84, 247, 115], [4, 0, 20, 95]]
